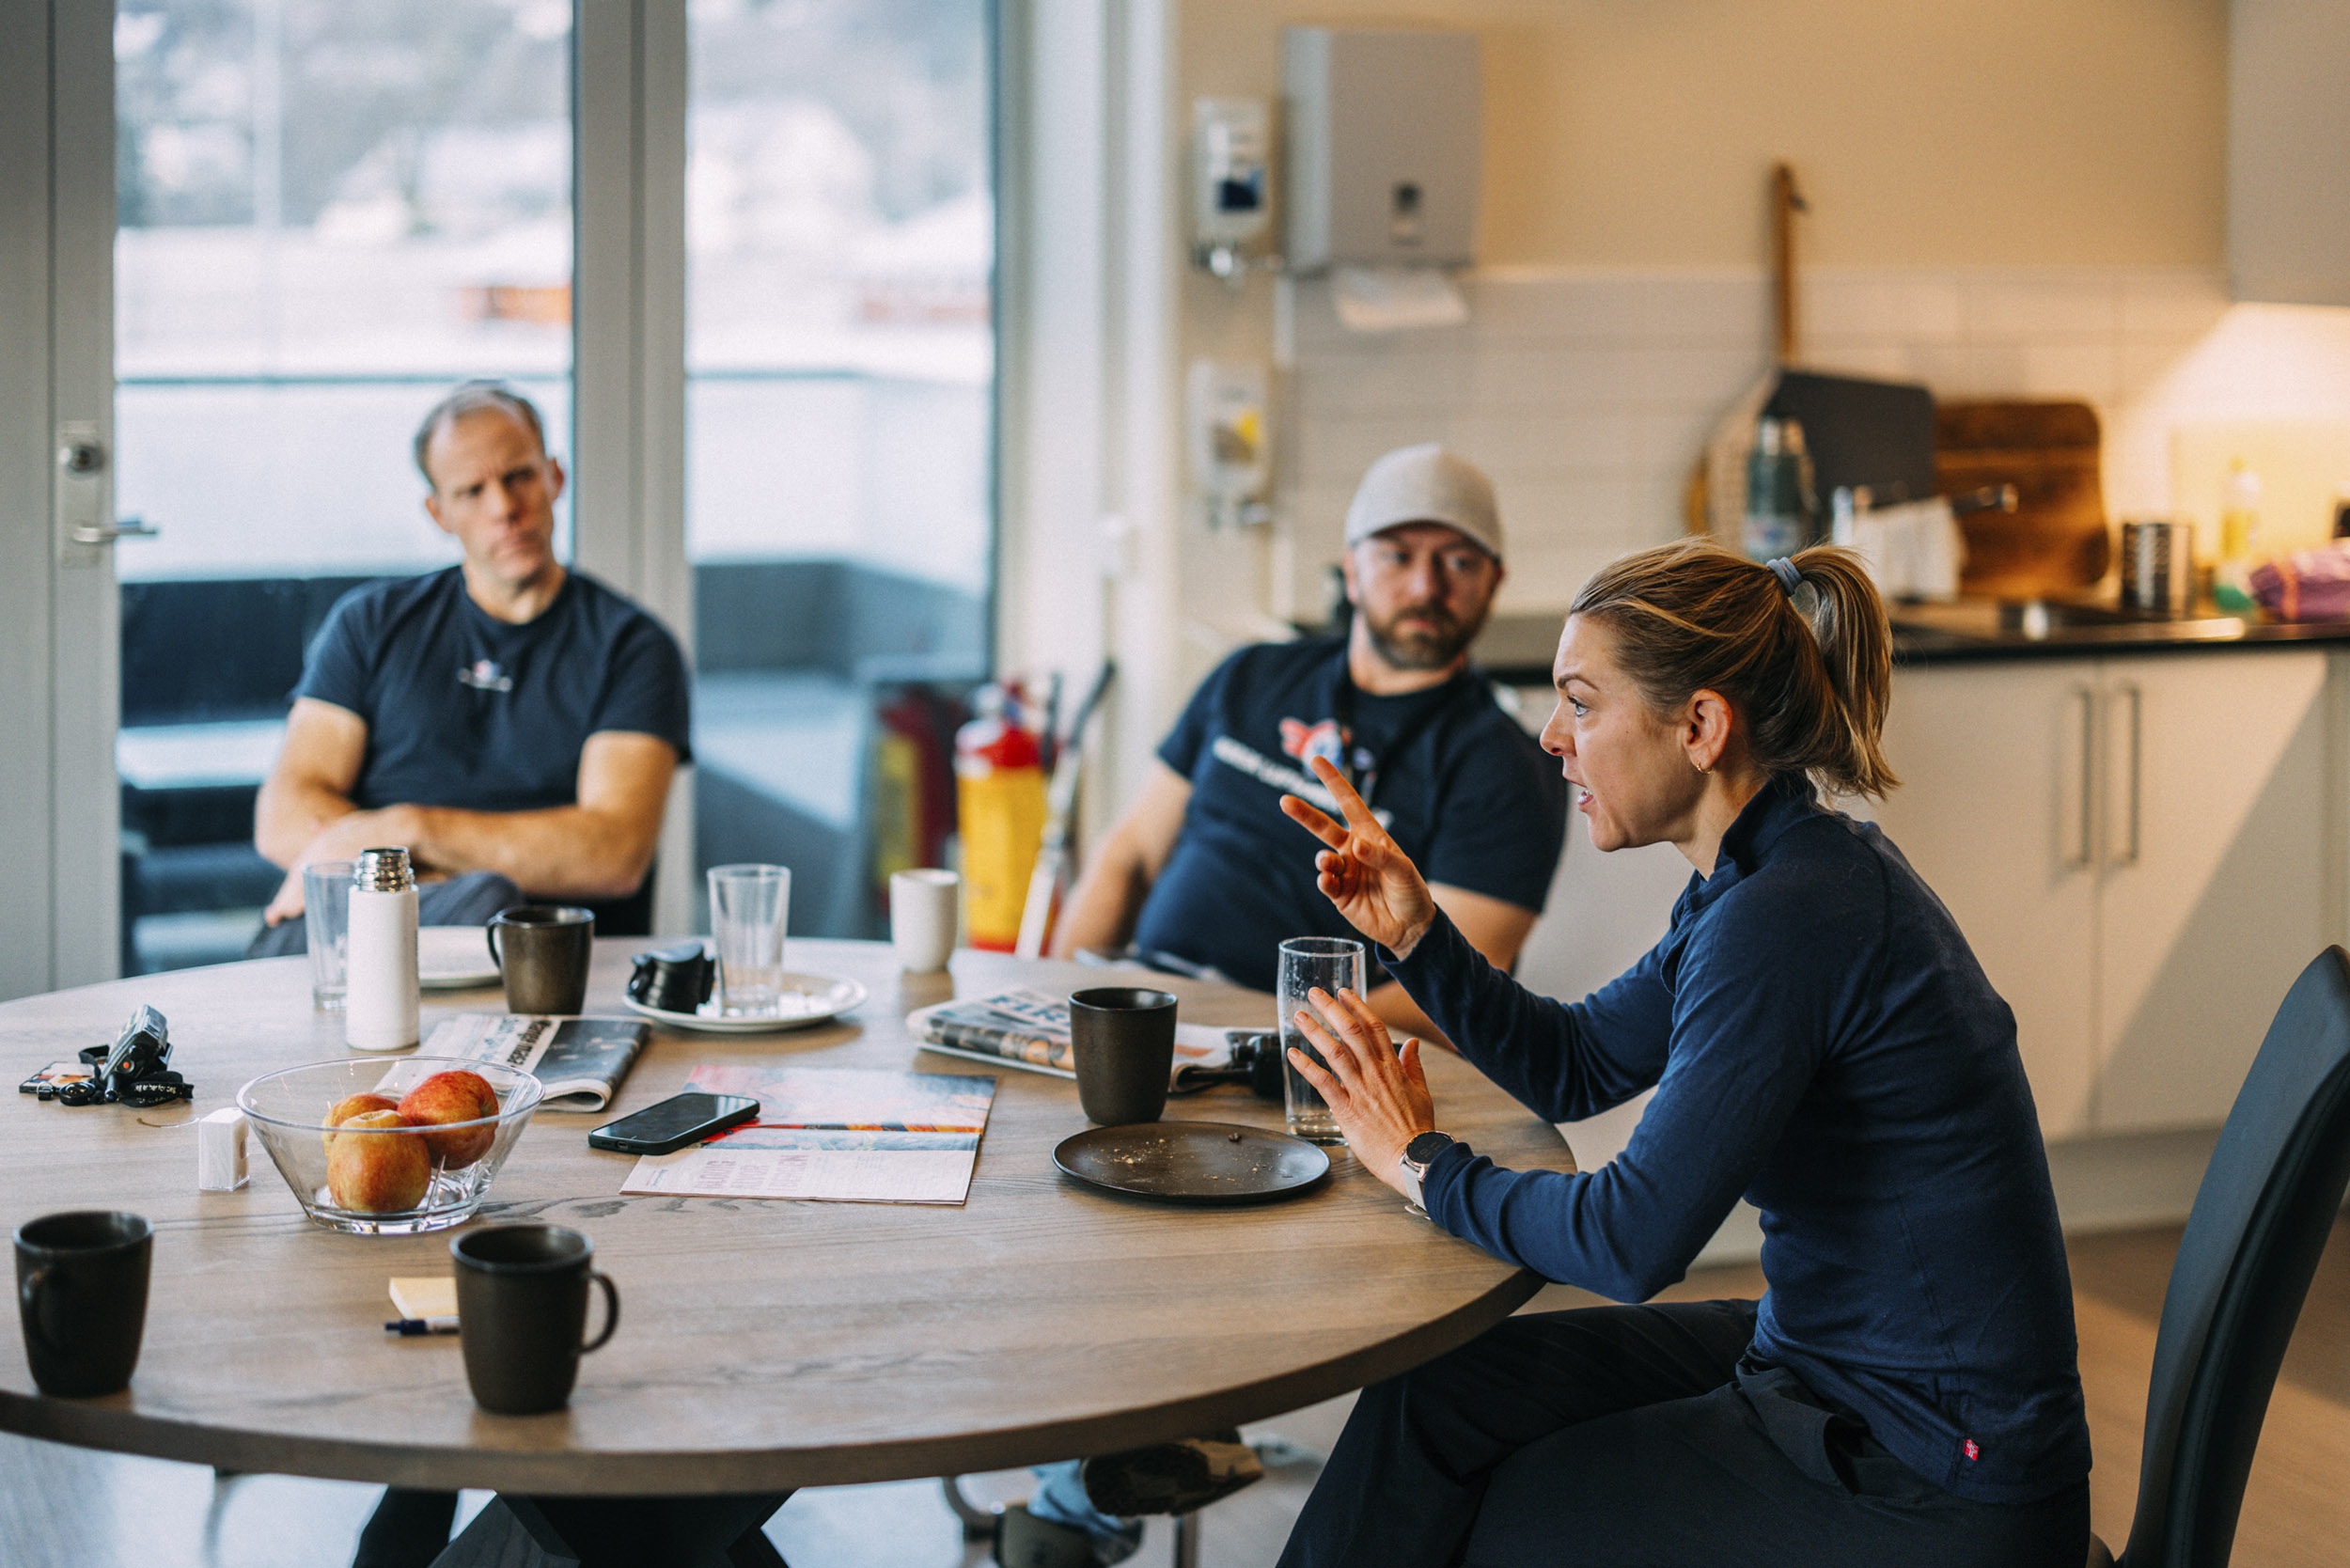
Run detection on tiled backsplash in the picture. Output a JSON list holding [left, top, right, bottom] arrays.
[[1274, 265, 2350, 614]]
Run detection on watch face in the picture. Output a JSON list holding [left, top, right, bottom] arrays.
[[1405, 1132, 1453, 1165]]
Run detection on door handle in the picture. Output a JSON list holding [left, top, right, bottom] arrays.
[[68, 516, 158, 546], [2064, 685, 2094, 870], [2107, 682, 2142, 868]]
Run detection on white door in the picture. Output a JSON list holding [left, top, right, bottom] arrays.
[[1873, 661, 2102, 1137], [0, 2, 123, 999], [2092, 649, 2333, 1132]]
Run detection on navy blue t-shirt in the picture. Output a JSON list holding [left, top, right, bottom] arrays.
[[294, 566, 692, 815], [1398, 775, 2092, 1506], [1132, 637, 1567, 994]]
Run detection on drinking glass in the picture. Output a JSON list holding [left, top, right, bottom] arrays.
[[1277, 936, 1369, 1147], [304, 860, 354, 1011], [707, 864, 791, 1015]]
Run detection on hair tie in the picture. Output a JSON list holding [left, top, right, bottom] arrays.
[[1767, 557, 1804, 597]]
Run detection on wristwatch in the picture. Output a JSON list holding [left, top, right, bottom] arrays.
[[1398, 1131, 1456, 1213]]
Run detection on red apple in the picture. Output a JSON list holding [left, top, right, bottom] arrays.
[[397, 1070, 501, 1170], [324, 1110, 431, 1214], [321, 1092, 401, 1153]]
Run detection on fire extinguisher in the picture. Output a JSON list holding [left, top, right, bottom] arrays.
[[954, 682, 1048, 951]]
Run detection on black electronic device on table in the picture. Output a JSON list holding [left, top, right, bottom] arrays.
[[29, 1005, 194, 1107], [588, 1091, 760, 1155], [628, 941, 715, 1014]]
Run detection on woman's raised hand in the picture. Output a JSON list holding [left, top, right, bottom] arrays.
[[1280, 755, 1438, 959]]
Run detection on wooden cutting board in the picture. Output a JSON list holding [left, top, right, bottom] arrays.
[[1936, 400, 2108, 598]]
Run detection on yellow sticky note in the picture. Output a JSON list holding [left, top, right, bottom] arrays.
[[389, 1277, 457, 1319]]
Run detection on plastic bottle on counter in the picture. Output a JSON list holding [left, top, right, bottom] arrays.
[[2220, 457, 2262, 563], [345, 847, 419, 1053], [1743, 416, 1816, 561], [2214, 457, 2263, 612]]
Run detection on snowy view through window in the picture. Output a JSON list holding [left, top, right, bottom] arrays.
[[114, 0, 993, 591], [112, 0, 994, 973]]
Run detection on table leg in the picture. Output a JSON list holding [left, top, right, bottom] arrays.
[[428, 1492, 794, 1568]]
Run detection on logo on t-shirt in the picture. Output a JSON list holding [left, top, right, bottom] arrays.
[[1278, 716, 1346, 773], [457, 658, 514, 694]]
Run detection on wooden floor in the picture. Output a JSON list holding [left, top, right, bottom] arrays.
[[4, 1218, 2345, 1567]]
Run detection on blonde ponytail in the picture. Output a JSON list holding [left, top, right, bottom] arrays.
[[1569, 540, 1899, 799]]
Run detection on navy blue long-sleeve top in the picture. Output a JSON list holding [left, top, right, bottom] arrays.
[[1399, 775, 2092, 1505]]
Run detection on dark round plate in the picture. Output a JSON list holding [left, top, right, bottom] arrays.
[[1052, 1121, 1332, 1206]]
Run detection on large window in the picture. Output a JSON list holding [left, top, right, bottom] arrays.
[[685, 0, 992, 939], [111, 0, 995, 970], [115, 0, 577, 974]]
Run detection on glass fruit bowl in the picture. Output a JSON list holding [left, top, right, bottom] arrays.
[[237, 1058, 545, 1235]]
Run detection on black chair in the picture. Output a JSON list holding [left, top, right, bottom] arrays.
[[2090, 945, 2350, 1567]]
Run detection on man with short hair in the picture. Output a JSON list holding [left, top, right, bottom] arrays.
[[258, 384, 689, 1568], [254, 381, 690, 944], [1053, 443, 1566, 1044], [1020, 447, 1567, 1564]]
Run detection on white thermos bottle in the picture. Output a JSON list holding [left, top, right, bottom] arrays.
[[345, 847, 419, 1053]]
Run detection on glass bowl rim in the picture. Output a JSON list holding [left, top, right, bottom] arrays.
[[235, 1057, 545, 1134]]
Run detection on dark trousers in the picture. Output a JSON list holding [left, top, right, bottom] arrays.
[[1277, 1300, 2090, 1568]]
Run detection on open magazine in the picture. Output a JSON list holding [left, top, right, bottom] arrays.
[[412, 1014, 649, 1111], [618, 1066, 996, 1205], [907, 987, 1241, 1081]]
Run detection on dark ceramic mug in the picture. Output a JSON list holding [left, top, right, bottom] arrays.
[[452, 1223, 619, 1415], [487, 905, 596, 1015], [1068, 987, 1179, 1125], [15, 1210, 151, 1397]]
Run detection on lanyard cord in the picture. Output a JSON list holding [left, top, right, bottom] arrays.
[[1330, 666, 1465, 810]]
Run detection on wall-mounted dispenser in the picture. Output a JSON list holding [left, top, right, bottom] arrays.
[[1282, 25, 1480, 274], [1192, 97, 1272, 282], [1187, 360, 1272, 529]]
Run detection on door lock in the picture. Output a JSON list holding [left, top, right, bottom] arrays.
[[53, 422, 158, 563]]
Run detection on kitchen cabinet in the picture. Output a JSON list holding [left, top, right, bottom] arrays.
[[1870, 649, 2340, 1138], [2230, 0, 2350, 305]]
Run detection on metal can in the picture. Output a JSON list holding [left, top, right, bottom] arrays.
[[2120, 520, 2194, 617]]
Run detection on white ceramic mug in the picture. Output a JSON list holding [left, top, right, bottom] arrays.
[[889, 869, 961, 972]]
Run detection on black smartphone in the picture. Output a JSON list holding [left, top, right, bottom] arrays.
[[588, 1092, 760, 1154]]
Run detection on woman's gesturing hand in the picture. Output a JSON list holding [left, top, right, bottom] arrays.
[[1286, 986, 1435, 1198], [1279, 755, 1438, 960]]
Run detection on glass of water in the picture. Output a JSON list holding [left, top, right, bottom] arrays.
[[303, 860, 355, 1011], [1278, 935, 1369, 1147], [708, 863, 791, 1015]]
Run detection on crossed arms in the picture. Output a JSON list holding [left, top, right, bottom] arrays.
[[254, 697, 679, 922]]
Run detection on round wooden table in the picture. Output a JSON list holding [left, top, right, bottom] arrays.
[[0, 939, 1569, 1504]]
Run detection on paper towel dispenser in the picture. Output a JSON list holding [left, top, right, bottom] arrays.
[[1283, 25, 1480, 274]]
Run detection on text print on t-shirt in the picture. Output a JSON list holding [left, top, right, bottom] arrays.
[[1209, 733, 1394, 828], [457, 659, 515, 693]]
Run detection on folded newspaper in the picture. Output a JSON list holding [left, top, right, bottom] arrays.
[[908, 987, 1240, 1081], [409, 1014, 650, 1111]]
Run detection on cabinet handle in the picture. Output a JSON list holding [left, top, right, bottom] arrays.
[[2109, 682, 2143, 868], [2065, 685, 2094, 870]]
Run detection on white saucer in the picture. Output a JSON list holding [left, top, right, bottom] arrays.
[[623, 973, 869, 1032], [417, 926, 503, 990]]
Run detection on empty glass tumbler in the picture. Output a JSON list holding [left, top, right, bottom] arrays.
[[1277, 935, 1369, 1147], [303, 860, 354, 1011], [707, 864, 791, 1015]]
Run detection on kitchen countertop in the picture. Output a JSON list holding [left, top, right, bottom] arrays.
[[1467, 605, 2350, 683]]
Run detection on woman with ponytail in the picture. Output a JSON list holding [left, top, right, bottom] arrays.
[[1272, 541, 2090, 1567]]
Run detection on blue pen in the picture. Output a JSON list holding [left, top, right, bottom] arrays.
[[384, 1315, 460, 1337]]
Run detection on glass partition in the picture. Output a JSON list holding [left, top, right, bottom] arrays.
[[114, 0, 574, 971], [686, 0, 993, 938]]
